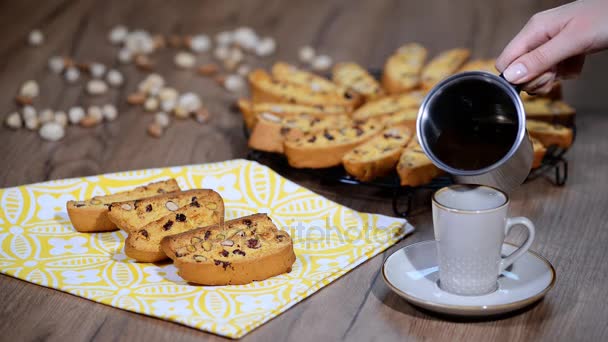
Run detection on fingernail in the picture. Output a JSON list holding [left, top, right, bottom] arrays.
[[503, 63, 527, 83]]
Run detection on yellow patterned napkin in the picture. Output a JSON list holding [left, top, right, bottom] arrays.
[[0, 159, 413, 338]]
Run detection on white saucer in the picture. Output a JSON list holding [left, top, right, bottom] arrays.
[[382, 240, 555, 317]]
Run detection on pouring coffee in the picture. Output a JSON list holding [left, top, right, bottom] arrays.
[[417, 71, 533, 193]]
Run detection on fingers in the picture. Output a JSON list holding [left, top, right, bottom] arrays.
[[557, 54, 585, 79], [495, 5, 572, 72], [502, 24, 583, 84]]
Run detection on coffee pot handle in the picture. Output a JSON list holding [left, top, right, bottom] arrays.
[[499, 73, 523, 93], [499, 217, 536, 273]]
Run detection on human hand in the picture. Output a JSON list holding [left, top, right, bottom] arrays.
[[496, 0, 608, 94]]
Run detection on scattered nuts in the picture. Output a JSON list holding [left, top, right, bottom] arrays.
[[77, 61, 91, 72], [22, 106, 37, 121], [89, 63, 106, 78], [174, 51, 196, 69], [80, 116, 100, 128], [299, 45, 315, 63], [64, 67, 80, 83], [147, 122, 163, 138], [168, 35, 183, 48], [106, 69, 124, 86], [202, 241, 212, 251], [193, 255, 207, 262], [197, 63, 219, 76], [88, 106, 103, 121], [237, 64, 251, 77], [215, 31, 234, 46], [48, 56, 65, 74], [127, 92, 146, 105], [124, 30, 154, 54], [39, 122, 65, 141], [213, 45, 230, 60], [194, 108, 210, 124], [223, 58, 240, 72], [68, 106, 85, 124], [25, 117, 39, 130], [134, 54, 154, 71], [165, 200, 179, 211], [161, 99, 176, 112], [224, 74, 245, 92], [109, 25, 128, 44], [311, 55, 332, 71], [158, 87, 178, 102], [87, 79, 109, 95], [152, 34, 166, 49], [118, 48, 133, 63], [54, 111, 68, 126], [39, 109, 55, 124], [188, 34, 211, 53], [221, 239, 235, 247], [15, 95, 33, 106], [5, 112, 22, 129], [255, 37, 276, 57], [102, 104, 118, 121], [173, 105, 190, 119], [20, 80, 39, 98], [28, 30, 44, 46], [154, 112, 170, 127], [177, 93, 202, 113], [233, 27, 258, 50], [121, 203, 133, 211], [143, 97, 159, 112]]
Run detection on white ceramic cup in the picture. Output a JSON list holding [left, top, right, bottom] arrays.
[[432, 184, 535, 296]]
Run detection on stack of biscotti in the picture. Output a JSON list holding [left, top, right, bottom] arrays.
[[458, 59, 498, 74], [396, 138, 444, 187], [351, 92, 425, 121], [284, 119, 385, 168], [66, 179, 181, 232], [523, 98, 576, 126], [531, 137, 547, 168], [332, 62, 384, 101], [343, 126, 413, 181], [382, 43, 428, 94], [161, 213, 296, 285], [248, 112, 351, 153]]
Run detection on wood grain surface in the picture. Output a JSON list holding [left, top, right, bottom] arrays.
[[1, 0, 608, 341]]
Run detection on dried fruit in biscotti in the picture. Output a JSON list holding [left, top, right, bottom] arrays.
[[248, 112, 351, 153], [284, 119, 384, 168], [332, 62, 384, 101], [66, 179, 181, 233], [382, 43, 428, 94], [247, 69, 358, 111], [526, 120, 573, 149], [421, 48, 470, 90], [160, 213, 295, 285], [396, 138, 443, 187], [343, 126, 414, 181], [530, 137, 547, 169], [124, 191, 224, 262]]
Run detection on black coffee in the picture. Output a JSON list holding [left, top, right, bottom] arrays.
[[422, 77, 518, 171]]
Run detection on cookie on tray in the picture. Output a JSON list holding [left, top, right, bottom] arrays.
[[382, 43, 428, 94], [421, 48, 470, 90], [332, 62, 384, 101], [396, 138, 443, 187]]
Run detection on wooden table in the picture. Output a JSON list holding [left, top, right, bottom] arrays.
[[1, 0, 607, 340]]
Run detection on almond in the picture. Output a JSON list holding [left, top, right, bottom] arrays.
[[165, 201, 179, 211]]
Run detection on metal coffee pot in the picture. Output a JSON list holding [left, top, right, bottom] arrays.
[[416, 71, 533, 194]]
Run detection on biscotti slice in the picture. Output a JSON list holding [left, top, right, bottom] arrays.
[[352, 92, 425, 121], [161, 213, 295, 285], [531, 137, 547, 169], [524, 99, 576, 125], [107, 189, 222, 234], [521, 82, 563, 101], [458, 58, 498, 74], [396, 139, 443, 187], [421, 48, 470, 90], [381, 108, 419, 131], [248, 112, 351, 153], [526, 120, 574, 149], [382, 43, 428, 94], [237, 98, 348, 130], [125, 192, 224, 262], [332, 62, 384, 101], [284, 119, 384, 168], [248, 69, 358, 110], [343, 126, 413, 181], [66, 179, 180, 233]]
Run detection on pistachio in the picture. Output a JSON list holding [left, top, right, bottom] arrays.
[[202, 241, 212, 251], [193, 255, 207, 262], [215, 234, 225, 240], [187, 245, 196, 252], [191, 237, 202, 244], [205, 202, 218, 210], [90, 199, 102, 205]]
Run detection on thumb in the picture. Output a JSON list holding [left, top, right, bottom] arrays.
[[502, 26, 583, 84]]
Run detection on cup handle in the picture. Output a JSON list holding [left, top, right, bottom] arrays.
[[499, 217, 536, 273]]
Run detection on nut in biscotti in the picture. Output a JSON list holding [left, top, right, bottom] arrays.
[[66, 179, 181, 233], [160, 213, 296, 285]]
